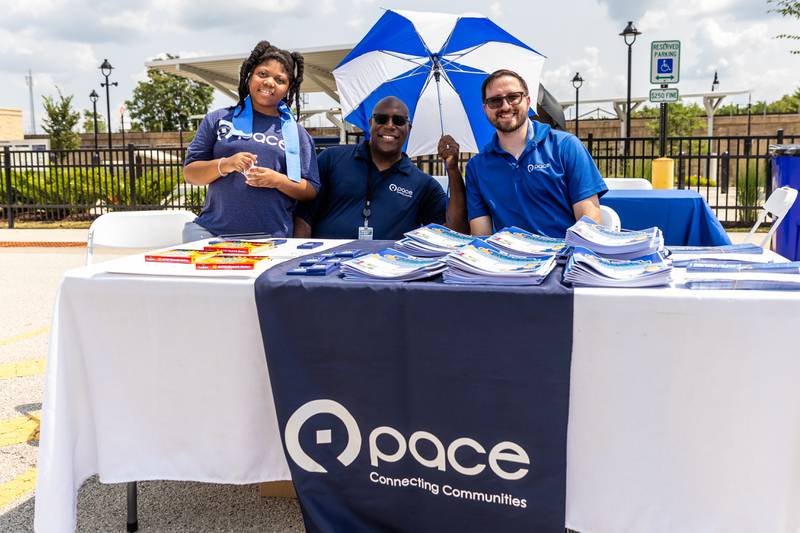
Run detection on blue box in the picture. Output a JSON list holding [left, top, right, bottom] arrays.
[[771, 146, 800, 260]]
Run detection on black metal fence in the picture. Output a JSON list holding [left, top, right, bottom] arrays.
[[586, 129, 796, 226], [1, 129, 795, 228]]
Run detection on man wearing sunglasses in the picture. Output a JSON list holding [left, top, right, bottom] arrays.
[[294, 96, 468, 240], [465, 69, 607, 237]]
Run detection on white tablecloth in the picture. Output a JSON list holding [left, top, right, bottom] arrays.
[[34, 254, 800, 532]]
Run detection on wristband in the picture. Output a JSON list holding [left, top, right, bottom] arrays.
[[217, 157, 226, 176]]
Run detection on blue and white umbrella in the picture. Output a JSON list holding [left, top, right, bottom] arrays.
[[333, 9, 546, 156]]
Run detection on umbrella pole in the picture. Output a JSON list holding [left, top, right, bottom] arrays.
[[432, 56, 445, 138]]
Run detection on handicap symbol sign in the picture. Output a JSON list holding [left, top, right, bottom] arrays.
[[658, 58, 673, 74]]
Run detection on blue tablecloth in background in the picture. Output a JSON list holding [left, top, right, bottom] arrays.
[[602, 189, 730, 246]]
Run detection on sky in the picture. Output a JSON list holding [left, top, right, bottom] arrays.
[[1, 0, 798, 134]]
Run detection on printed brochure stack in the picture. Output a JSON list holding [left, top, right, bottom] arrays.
[[340, 249, 446, 281], [565, 216, 664, 259], [564, 247, 671, 288], [394, 224, 475, 257], [682, 260, 800, 290], [443, 239, 557, 286]]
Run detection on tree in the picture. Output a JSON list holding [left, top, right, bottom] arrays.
[[81, 109, 107, 134], [125, 55, 214, 132], [632, 102, 705, 137], [41, 88, 80, 151], [769, 0, 800, 54]]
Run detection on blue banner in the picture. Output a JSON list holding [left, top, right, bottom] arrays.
[[255, 241, 574, 532]]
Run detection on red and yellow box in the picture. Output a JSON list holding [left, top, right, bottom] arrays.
[[144, 249, 219, 264], [202, 240, 276, 255], [195, 255, 271, 270]]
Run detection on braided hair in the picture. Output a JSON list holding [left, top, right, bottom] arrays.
[[236, 41, 305, 116]]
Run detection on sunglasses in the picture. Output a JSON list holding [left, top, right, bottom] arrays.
[[372, 113, 410, 127], [484, 92, 527, 110]]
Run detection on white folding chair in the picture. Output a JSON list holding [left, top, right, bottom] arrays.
[[86, 209, 197, 265], [746, 186, 798, 248], [604, 178, 653, 190], [599, 205, 621, 231]]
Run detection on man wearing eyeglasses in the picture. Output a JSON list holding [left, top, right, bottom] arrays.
[[293, 96, 468, 240], [466, 69, 607, 237]]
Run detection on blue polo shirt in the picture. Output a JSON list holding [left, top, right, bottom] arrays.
[[295, 141, 446, 240], [466, 120, 607, 237]]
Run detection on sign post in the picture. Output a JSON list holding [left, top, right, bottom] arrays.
[[650, 41, 681, 157]]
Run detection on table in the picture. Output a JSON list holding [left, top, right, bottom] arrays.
[[601, 189, 731, 246], [35, 242, 800, 532]]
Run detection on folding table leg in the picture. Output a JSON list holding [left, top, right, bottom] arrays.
[[126, 481, 138, 532]]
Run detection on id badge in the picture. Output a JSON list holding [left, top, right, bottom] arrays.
[[358, 226, 374, 240]]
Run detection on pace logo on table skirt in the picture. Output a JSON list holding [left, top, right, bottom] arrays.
[[255, 257, 573, 532], [284, 398, 531, 508]]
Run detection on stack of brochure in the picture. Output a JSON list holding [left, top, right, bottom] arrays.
[[340, 249, 446, 282], [565, 217, 663, 259], [682, 260, 800, 290], [443, 239, 557, 286], [668, 243, 769, 267], [563, 247, 672, 288], [485, 226, 566, 256], [394, 224, 474, 257]]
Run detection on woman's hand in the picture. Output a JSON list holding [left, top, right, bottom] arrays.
[[220, 152, 257, 175], [244, 166, 285, 188]]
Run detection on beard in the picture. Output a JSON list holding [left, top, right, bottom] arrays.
[[490, 109, 527, 133]]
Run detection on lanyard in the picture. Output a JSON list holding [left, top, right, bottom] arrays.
[[362, 165, 375, 228]]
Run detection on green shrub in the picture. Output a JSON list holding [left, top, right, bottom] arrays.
[[0, 165, 204, 220], [735, 160, 766, 224]]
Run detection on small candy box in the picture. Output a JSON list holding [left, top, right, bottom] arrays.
[[145, 249, 219, 264], [194, 255, 271, 270], [202, 240, 277, 255]]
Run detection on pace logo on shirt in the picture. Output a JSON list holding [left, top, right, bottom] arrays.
[[388, 183, 413, 198], [216, 119, 286, 151], [527, 163, 552, 173]]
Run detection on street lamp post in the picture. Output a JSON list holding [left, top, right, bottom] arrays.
[[572, 72, 584, 138], [89, 90, 99, 164], [620, 21, 641, 158], [99, 59, 118, 175], [119, 105, 126, 148]]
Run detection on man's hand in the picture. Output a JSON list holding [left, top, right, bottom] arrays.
[[220, 152, 257, 175], [437, 135, 460, 169], [245, 166, 285, 188]]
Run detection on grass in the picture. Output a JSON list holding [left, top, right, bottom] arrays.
[[4, 220, 92, 229]]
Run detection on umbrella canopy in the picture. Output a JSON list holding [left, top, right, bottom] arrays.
[[333, 9, 546, 156]]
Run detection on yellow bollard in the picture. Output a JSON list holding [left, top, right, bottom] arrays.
[[651, 158, 674, 189]]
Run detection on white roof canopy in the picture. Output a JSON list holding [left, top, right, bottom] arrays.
[[145, 44, 354, 102]]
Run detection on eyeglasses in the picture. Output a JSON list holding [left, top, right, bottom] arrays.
[[372, 113, 410, 127], [484, 92, 527, 109]]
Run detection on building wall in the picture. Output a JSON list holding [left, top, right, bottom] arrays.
[[565, 113, 800, 139], [0, 108, 24, 141]]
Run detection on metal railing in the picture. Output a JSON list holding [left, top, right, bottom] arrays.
[[2, 130, 796, 228]]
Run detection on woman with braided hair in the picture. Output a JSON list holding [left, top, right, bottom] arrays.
[[183, 41, 319, 240]]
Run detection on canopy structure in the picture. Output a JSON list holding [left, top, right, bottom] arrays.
[[145, 44, 353, 103], [559, 90, 752, 137]]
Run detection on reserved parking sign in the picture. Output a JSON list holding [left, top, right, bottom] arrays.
[[651, 41, 681, 84]]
